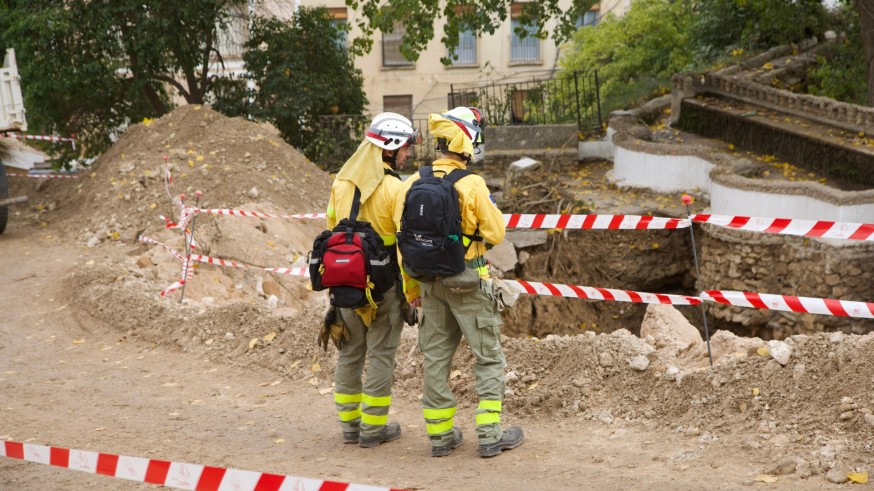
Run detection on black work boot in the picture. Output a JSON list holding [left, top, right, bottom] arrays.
[[478, 426, 524, 458], [342, 423, 359, 444], [359, 422, 401, 448], [431, 427, 463, 457], [342, 430, 359, 444]]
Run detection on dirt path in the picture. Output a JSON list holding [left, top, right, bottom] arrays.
[[0, 220, 852, 490]]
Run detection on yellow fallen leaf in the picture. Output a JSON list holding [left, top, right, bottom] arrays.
[[262, 332, 276, 342], [274, 438, 285, 444], [149, 203, 157, 209], [450, 370, 462, 379], [757, 347, 769, 356], [752, 388, 760, 396], [72, 339, 85, 344], [848, 472, 868, 484], [196, 155, 204, 161], [311, 363, 321, 373], [755, 475, 778, 483], [527, 382, 539, 391], [248, 338, 258, 350]]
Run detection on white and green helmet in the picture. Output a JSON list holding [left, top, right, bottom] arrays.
[[443, 106, 485, 148]]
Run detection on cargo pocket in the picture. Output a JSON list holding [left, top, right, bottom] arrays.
[[386, 306, 402, 348], [476, 315, 503, 360]]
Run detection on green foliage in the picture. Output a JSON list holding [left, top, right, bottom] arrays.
[[243, 8, 367, 169], [560, 0, 694, 115], [689, 0, 827, 62], [0, 0, 246, 163], [345, 0, 596, 64], [808, 37, 867, 105]]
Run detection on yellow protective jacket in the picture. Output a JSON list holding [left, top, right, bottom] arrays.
[[327, 163, 403, 246], [393, 158, 505, 302]]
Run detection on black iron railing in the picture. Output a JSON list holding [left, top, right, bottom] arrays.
[[449, 71, 602, 132]]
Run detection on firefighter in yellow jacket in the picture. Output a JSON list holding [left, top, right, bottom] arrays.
[[326, 112, 421, 448], [394, 107, 525, 458]]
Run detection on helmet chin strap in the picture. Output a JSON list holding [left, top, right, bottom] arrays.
[[382, 149, 398, 169]]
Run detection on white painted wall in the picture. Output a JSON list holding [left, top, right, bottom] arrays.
[[611, 146, 714, 193]]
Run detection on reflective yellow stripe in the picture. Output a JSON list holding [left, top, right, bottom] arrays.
[[462, 236, 472, 247], [426, 420, 454, 435], [338, 409, 361, 422], [380, 234, 396, 246], [478, 400, 502, 412], [334, 392, 362, 404], [475, 265, 488, 276], [476, 412, 501, 425], [361, 413, 389, 426], [423, 407, 456, 420], [362, 394, 391, 407], [326, 204, 335, 220]]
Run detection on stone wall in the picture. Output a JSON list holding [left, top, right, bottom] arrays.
[[485, 124, 579, 153], [698, 224, 874, 337]]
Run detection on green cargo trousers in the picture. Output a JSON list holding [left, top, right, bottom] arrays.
[[334, 286, 404, 438], [419, 278, 506, 446]]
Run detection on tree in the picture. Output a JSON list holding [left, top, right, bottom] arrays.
[[344, 0, 596, 63], [0, 0, 247, 157], [560, 0, 694, 115], [242, 7, 367, 167], [857, 0, 874, 105]]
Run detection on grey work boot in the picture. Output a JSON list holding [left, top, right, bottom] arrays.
[[431, 427, 463, 457], [342, 430, 359, 444], [359, 422, 401, 448], [478, 426, 524, 458]]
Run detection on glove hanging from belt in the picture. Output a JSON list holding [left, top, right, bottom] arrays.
[[318, 307, 351, 352]]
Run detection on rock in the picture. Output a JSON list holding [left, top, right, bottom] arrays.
[[505, 371, 519, 384], [86, 236, 101, 248], [767, 340, 792, 366], [825, 464, 849, 484], [824, 30, 837, 42], [640, 304, 702, 350], [628, 355, 650, 371], [864, 414, 874, 427], [266, 295, 278, 309], [484, 240, 517, 272], [508, 157, 541, 174], [248, 186, 260, 198], [504, 230, 548, 248], [839, 411, 854, 421], [136, 254, 154, 268], [599, 352, 613, 367], [829, 331, 844, 344], [792, 363, 805, 382], [796, 459, 813, 478], [262, 278, 282, 297], [766, 458, 797, 476], [518, 250, 530, 264]]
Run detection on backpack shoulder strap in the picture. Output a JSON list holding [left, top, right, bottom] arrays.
[[349, 186, 362, 222], [419, 166, 434, 179], [383, 168, 401, 180], [443, 168, 472, 185]]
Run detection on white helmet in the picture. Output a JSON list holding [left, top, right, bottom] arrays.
[[365, 112, 422, 151], [443, 106, 485, 148]]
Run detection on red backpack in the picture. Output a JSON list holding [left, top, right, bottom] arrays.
[[309, 187, 396, 309]]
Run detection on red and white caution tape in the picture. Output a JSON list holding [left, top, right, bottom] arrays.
[[505, 279, 701, 306], [1, 133, 76, 144], [503, 213, 688, 230], [6, 172, 80, 179], [190, 254, 310, 277], [691, 214, 874, 242], [702, 290, 874, 319], [138, 236, 185, 262], [1, 440, 401, 491], [191, 207, 326, 221]]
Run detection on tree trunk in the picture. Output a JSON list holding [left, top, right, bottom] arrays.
[[858, 0, 874, 106]]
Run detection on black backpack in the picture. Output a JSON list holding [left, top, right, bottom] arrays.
[[397, 166, 477, 282], [309, 186, 397, 309]]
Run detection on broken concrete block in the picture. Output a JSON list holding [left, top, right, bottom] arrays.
[[485, 240, 517, 273]]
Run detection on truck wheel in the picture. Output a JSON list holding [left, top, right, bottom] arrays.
[[0, 163, 8, 235]]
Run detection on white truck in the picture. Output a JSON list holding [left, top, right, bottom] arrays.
[[0, 48, 28, 234]]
